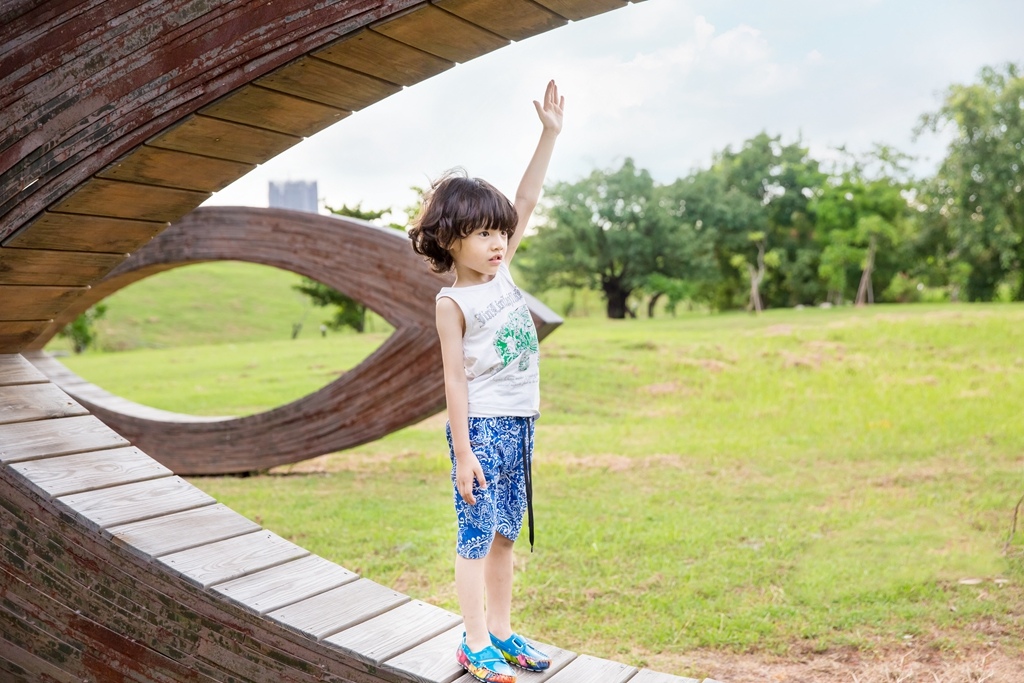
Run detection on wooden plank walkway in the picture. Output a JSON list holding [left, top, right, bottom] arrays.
[[0, 354, 723, 683]]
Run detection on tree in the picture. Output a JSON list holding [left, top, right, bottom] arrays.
[[713, 132, 827, 307], [523, 158, 710, 319], [813, 146, 916, 305], [916, 63, 1024, 300], [292, 202, 408, 333], [58, 304, 108, 354]]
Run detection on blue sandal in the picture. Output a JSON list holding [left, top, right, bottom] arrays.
[[490, 632, 551, 672], [457, 636, 517, 683]]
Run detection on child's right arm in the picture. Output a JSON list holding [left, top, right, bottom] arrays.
[[436, 296, 485, 505]]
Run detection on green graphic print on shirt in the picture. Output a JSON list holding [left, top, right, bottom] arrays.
[[493, 306, 539, 372]]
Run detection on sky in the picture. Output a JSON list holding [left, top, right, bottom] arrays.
[[203, 0, 1024, 222]]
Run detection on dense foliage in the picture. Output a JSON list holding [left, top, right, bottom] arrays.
[[522, 63, 1024, 317]]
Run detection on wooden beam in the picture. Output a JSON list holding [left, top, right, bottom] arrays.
[[532, 0, 629, 21], [50, 178, 210, 222], [434, 0, 566, 41], [255, 57, 402, 112], [145, 114, 302, 166], [200, 85, 350, 138], [371, 4, 509, 63], [315, 29, 454, 87], [0, 322, 52, 354], [0, 246, 127, 286], [2, 212, 167, 254], [0, 285, 87, 320], [96, 145, 256, 193]]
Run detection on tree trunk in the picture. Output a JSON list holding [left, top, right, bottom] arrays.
[[647, 291, 663, 318], [747, 240, 767, 313], [855, 236, 877, 306], [603, 279, 630, 319]]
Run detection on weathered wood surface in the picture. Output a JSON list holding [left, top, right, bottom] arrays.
[[0, 415, 131, 464], [631, 669, 702, 683], [107, 503, 261, 557], [0, 245, 127, 285], [8, 446, 164, 496], [96, 145, 257, 193], [0, 369, 723, 682], [159, 530, 310, 589], [542, 654, 638, 683], [0, 381, 87, 424], [325, 601, 462, 667], [0, 352, 46, 385], [26, 207, 562, 475], [213, 554, 359, 615], [1, 211, 167, 253], [200, 85, 350, 138], [268, 577, 409, 640]]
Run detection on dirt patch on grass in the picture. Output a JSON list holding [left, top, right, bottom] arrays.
[[639, 647, 1021, 683]]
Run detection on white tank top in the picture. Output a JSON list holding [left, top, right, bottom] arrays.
[[436, 263, 540, 417]]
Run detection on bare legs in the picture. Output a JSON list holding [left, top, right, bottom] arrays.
[[456, 532, 515, 651]]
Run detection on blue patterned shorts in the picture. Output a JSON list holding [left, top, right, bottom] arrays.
[[446, 416, 534, 560]]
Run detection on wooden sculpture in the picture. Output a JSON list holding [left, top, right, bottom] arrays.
[[25, 206, 561, 474]]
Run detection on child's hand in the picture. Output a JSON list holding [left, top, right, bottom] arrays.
[[455, 453, 486, 505], [534, 79, 564, 134]]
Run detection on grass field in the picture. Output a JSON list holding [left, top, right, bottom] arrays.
[[57, 268, 1024, 680]]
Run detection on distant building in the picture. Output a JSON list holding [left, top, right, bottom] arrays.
[[269, 180, 318, 213]]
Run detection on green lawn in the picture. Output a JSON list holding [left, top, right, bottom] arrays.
[[62, 298, 1024, 677]]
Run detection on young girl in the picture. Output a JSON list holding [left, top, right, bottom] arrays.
[[408, 80, 564, 683]]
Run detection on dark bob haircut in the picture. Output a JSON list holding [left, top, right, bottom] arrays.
[[409, 169, 518, 273]]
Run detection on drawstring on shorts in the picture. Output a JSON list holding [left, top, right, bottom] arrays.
[[524, 417, 535, 552]]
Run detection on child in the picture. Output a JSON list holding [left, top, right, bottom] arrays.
[[408, 80, 564, 683]]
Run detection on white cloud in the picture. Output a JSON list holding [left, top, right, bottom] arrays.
[[204, 0, 1024, 213]]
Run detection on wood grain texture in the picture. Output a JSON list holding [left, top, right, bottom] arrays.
[[8, 446, 165, 496], [267, 577, 409, 641], [50, 178, 211, 222], [96, 145, 256, 193], [435, 0, 566, 41], [158, 530, 309, 589], [2, 212, 166, 253], [0, 415, 130, 465], [631, 669, 702, 683], [316, 29, 454, 86], [371, 4, 509, 63], [106, 503, 261, 558], [325, 601, 461, 666], [0, 246, 127, 285], [56, 475, 214, 530], [26, 207, 561, 475], [539, 654, 637, 683], [200, 85, 350, 137], [146, 115, 302, 166], [255, 56, 402, 112], [0, 352, 46, 385], [0, 382, 86, 425], [0, 285, 88, 321], [0, 321, 53, 354], [213, 554, 359, 616], [533, 0, 629, 21]]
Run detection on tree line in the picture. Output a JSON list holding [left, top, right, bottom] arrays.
[[518, 63, 1024, 318]]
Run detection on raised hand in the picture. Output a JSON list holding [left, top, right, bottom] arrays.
[[533, 79, 564, 134]]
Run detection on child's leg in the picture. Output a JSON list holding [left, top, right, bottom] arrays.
[[484, 532, 515, 640], [455, 555, 491, 651]]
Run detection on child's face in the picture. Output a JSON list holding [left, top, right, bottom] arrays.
[[450, 227, 508, 278]]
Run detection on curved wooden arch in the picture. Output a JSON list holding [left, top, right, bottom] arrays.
[[0, 2, 716, 683], [24, 206, 561, 475]]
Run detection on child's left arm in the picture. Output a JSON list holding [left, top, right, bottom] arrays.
[[506, 79, 564, 264]]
